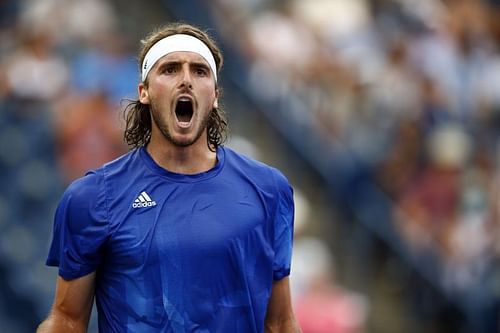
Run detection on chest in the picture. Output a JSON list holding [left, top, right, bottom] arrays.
[[103, 180, 273, 269]]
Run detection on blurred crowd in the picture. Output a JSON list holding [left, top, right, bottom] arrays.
[[207, 0, 500, 331], [2, 0, 500, 332], [0, 0, 134, 331], [0, 0, 132, 183]]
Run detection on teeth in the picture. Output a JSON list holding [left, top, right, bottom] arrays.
[[179, 97, 191, 101]]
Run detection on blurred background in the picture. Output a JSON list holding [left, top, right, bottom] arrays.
[[1, 0, 500, 332]]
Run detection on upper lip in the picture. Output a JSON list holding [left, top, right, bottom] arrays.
[[176, 93, 194, 103]]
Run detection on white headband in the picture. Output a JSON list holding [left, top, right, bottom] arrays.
[[141, 34, 217, 82]]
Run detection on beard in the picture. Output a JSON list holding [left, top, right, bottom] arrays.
[[150, 103, 212, 148]]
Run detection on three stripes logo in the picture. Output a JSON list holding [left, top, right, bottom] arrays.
[[132, 191, 157, 209]]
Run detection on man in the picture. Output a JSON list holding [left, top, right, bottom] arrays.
[[38, 22, 301, 332]]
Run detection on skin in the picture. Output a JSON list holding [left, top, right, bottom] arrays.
[[37, 50, 301, 333], [264, 277, 302, 333], [36, 273, 95, 333], [139, 51, 219, 175]]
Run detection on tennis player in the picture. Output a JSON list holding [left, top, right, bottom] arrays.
[[37, 22, 301, 332]]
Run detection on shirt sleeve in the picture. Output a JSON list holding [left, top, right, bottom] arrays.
[[46, 170, 109, 280], [272, 170, 295, 281]]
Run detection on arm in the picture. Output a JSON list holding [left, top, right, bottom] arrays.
[[37, 272, 96, 333], [264, 277, 302, 333]]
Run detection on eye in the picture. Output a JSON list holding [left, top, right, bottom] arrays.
[[160, 64, 177, 75], [194, 67, 208, 76]]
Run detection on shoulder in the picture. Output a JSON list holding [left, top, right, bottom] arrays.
[[60, 169, 107, 217], [62, 149, 138, 207], [222, 146, 292, 194], [223, 146, 289, 180], [101, 148, 140, 176]]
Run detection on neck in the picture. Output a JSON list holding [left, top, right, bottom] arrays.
[[146, 137, 217, 175]]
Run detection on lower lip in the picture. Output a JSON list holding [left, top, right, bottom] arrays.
[[177, 121, 191, 129]]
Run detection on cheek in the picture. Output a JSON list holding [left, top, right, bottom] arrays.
[[202, 87, 218, 109], [150, 85, 175, 107], [150, 79, 175, 97]]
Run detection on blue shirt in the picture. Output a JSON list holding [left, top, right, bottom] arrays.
[[46, 146, 294, 332]]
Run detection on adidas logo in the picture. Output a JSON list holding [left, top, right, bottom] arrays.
[[132, 191, 157, 208]]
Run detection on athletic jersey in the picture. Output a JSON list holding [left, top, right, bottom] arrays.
[[46, 146, 294, 333]]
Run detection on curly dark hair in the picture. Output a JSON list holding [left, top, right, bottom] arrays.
[[123, 23, 227, 151]]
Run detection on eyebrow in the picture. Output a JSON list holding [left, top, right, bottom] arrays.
[[191, 62, 211, 71], [157, 60, 211, 71]]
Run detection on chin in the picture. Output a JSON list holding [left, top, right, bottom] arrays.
[[170, 135, 198, 148]]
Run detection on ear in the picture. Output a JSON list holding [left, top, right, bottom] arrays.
[[139, 83, 150, 104], [213, 88, 219, 109]]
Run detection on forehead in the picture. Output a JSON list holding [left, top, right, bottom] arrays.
[[157, 51, 209, 66]]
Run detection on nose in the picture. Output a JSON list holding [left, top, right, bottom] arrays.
[[179, 65, 193, 89]]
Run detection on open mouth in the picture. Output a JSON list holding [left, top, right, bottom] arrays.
[[175, 98, 194, 124]]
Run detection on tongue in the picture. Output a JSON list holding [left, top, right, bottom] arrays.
[[178, 113, 191, 123]]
